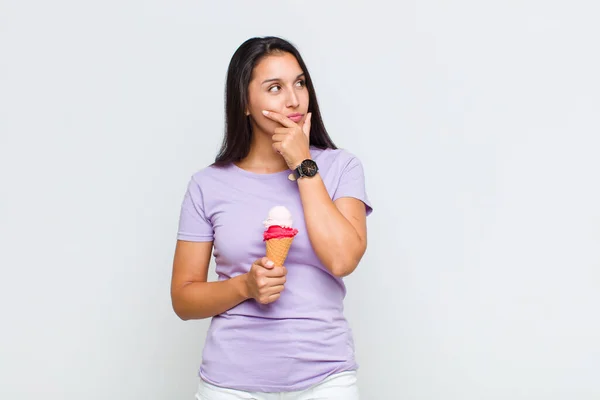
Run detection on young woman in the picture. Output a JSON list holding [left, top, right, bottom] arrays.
[[171, 36, 373, 399]]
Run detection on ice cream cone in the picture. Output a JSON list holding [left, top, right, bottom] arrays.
[[265, 236, 294, 266], [263, 206, 299, 266]]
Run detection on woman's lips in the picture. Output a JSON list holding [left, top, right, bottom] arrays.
[[287, 113, 304, 123]]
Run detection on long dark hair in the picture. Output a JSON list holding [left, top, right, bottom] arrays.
[[214, 36, 337, 166]]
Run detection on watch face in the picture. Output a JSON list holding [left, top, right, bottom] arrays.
[[300, 159, 318, 177]]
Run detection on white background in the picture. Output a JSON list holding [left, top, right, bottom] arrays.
[[1, 1, 599, 399]]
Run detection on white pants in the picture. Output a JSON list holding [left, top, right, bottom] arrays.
[[195, 371, 359, 400]]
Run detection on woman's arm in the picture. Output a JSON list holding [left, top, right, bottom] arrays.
[[265, 110, 369, 278], [170, 241, 248, 320], [297, 175, 367, 277], [170, 241, 288, 320]]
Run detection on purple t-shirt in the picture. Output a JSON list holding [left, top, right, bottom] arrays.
[[176, 146, 373, 392]]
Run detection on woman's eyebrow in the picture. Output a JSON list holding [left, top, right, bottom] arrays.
[[261, 73, 305, 85]]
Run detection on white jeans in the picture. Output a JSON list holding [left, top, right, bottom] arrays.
[[195, 371, 359, 400]]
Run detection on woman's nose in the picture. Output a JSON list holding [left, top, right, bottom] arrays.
[[286, 88, 300, 108]]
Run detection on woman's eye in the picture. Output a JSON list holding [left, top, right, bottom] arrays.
[[268, 81, 304, 93]]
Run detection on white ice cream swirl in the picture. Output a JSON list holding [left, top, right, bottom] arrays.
[[263, 205, 293, 229]]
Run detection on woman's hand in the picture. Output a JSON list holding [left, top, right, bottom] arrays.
[[263, 110, 312, 170], [245, 257, 287, 305]]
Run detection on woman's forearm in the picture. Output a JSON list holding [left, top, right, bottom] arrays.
[[172, 274, 249, 320], [297, 173, 365, 277]]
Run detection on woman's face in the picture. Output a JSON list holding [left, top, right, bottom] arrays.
[[246, 52, 309, 136]]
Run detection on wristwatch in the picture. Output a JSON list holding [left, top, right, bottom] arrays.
[[290, 159, 319, 181]]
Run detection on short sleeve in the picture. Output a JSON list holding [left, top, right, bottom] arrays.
[[176, 176, 214, 241], [332, 155, 373, 216]]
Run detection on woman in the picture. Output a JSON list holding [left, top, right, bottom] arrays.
[[171, 36, 373, 399]]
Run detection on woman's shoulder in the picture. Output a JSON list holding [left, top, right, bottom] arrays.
[[310, 146, 363, 167], [187, 162, 234, 186]]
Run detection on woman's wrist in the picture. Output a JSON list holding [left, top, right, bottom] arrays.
[[288, 153, 312, 170], [232, 273, 250, 300]]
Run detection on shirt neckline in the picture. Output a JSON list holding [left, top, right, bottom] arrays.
[[229, 163, 293, 180]]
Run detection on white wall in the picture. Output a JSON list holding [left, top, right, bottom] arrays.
[[1, 1, 599, 399]]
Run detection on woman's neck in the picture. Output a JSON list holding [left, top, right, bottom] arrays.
[[236, 132, 289, 173]]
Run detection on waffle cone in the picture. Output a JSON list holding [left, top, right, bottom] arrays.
[[265, 237, 294, 266]]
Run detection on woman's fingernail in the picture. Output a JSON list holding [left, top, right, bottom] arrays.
[[266, 260, 274, 267], [262, 110, 269, 115]]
